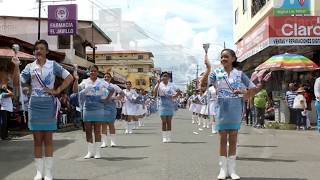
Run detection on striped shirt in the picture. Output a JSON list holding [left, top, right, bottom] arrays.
[[285, 91, 297, 108]]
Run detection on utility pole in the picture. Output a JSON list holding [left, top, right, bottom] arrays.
[[38, 0, 41, 40], [195, 64, 199, 89]]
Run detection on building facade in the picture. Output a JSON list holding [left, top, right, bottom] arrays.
[[88, 50, 155, 91], [233, 0, 320, 72], [233, 0, 320, 123], [0, 16, 112, 68]]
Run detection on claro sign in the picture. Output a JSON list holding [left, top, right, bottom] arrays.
[[236, 16, 320, 61], [277, 17, 320, 37], [269, 16, 320, 46], [281, 23, 320, 36]]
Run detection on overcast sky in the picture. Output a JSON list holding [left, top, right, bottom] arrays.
[[0, 0, 234, 89]]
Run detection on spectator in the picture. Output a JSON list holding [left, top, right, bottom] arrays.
[[285, 83, 298, 124], [293, 87, 307, 130], [303, 84, 313, 129], [0, 85, 14, 140], [253, 88, 268, 128]]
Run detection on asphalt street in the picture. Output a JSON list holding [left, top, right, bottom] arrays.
[[1, 109, 320, 180]]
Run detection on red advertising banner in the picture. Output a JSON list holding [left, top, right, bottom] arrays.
[[236, 16, 320, 61], [269, 16, 320, 37], [236, 18, 270, 62]]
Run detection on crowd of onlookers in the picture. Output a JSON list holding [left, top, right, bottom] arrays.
[[243, 81, 314, 130]]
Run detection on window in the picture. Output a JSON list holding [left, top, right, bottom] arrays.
[[125, 68, 127, 70], [235, 8, 238, 25], [119, 68, 123, 70], [106, 56, 112, 60], [138, 55, 144, 59], [251, 0, 266, 17], [243, 0, 247, 14], [58, 35, 70, 49], [136, 79, 146, 85], [138, 68, 143, 72]]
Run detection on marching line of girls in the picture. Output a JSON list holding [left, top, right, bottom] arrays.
[[9, 39, 180, 180]]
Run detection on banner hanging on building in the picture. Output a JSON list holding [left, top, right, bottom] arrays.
[[48, 4, 77, 36], [236, 16, 320, 62], [273, 0, 311, 16], [269, 16, 320, 46]]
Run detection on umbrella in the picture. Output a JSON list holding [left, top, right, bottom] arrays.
[[255, 53, 318, 71]]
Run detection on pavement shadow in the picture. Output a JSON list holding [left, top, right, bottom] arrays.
[[55, 179, 88, 180], [113, 145, 150, 149], [99, 156, 148, 161], [237, 157, 296, 162], [169, 141, 207, 144], [0, 139, 74, 180], [241, 178, 307, 180], [238, 145, 278, 148], [133, 132, 158, 135]]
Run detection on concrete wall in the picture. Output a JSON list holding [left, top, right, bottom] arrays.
[[233, 0, 273, 43]]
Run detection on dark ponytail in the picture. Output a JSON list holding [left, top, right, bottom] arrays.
[[221, 48, 238, 68]]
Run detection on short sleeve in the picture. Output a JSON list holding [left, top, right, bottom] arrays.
[[78, 79, 86, 91], [208, 72, 216, 86], [53, 61, 70, 79], [20, 64, 31, 84], [241, 72, 255, 88]]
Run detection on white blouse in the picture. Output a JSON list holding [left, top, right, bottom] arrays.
[[158, 82, 176, 97], [20, 59, 70, 97], [314, 77, 320, 100]]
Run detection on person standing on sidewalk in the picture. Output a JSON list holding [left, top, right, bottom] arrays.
[[153, 72, 180, 143], [101, 72, 124, 148], [314, 77, 320, 131], [14, 39, 73, 180], [293, 87, 307, 130], [200, 49, 263, 180], [0, 85, 13, 140], [285, 83, 298, 124], [73, 65, 114, 159], [253, 87, 268, 128]]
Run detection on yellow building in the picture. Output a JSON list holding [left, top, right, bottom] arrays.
[[88, 50, 155, 91], [233, 0, 320, 72]]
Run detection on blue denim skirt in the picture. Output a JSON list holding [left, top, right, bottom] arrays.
[[215, 98, 243, 131], [83, 96, 105, 122], [159, 96, 175, 116], [28, 96, 57, 131], [103, 100, 117, 122]]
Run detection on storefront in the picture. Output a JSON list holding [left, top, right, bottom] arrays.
[[236, 16, 320, 123]]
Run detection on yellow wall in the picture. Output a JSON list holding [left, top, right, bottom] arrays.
[[90, 52, 154, 91]]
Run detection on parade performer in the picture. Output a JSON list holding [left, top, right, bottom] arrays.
[[200, 50, 262, 180], [101, 72, 124, 147], [73, 65, 114, 159], [207, 85, 218, 134], [153, 72, 180, 143], [122, 81, 140, 134], [200, 87, 210, 129], [15, 40, 73, 180], [188, 90, 201, 124]]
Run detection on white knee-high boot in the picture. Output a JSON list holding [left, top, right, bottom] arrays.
[[110, 134, 116, 147], [217, 156, 228, 180], [100, 134, 107, 148], [84, 143, 95, 159], [34, 158, 44, 180], [228, 156, 240, 180], [192, 114, 196, 124], [212, 121, 217, 134], [166, 131, 172, 142], [94, 142, 101, 159], [44, 157, 53, 180], [162, 131, 167, 143]]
